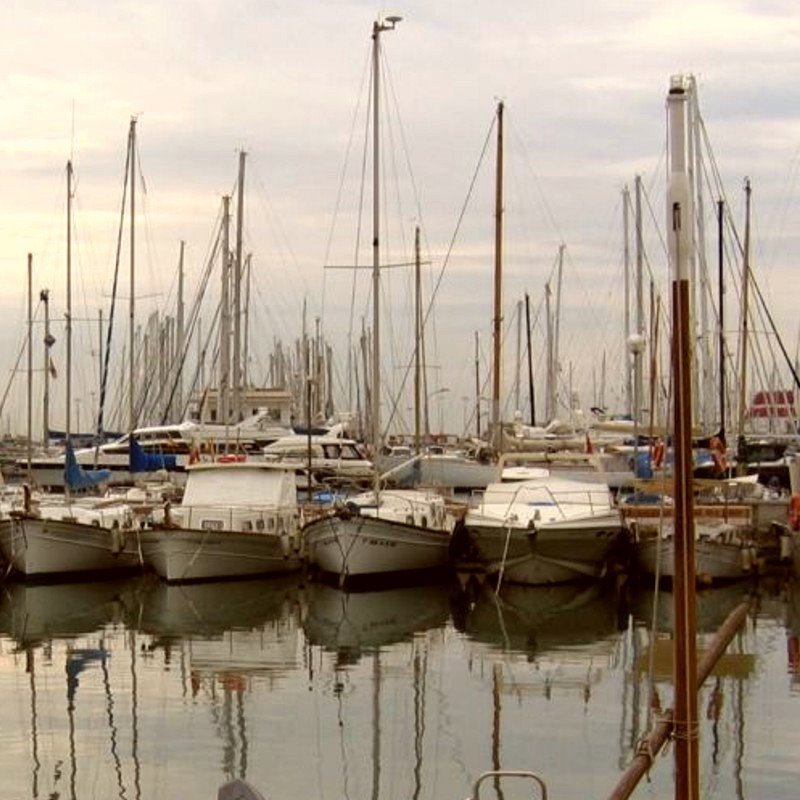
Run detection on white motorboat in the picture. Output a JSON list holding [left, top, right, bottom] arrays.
[[141, 461, 303, 583], [262, 433, 373, 490], [379, 447, 499, 492], [23, 411, 290, 489], [460, 473, 624, 585]]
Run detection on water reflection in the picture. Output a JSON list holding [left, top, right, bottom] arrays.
[[0, 573, 795, 799], [453, 578, 622, 658], [0, 576, 138, 644], [303, 580, 451, 663], [132, 573, 305, 639], [623, 579, 774, 800], [787, 579, 800, 691], [629, 579, 754, 636], [132, 575, 306, 787], [0, 577, 142, 800]]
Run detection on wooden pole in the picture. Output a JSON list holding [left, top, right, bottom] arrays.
[[667, 74, 699, 800]]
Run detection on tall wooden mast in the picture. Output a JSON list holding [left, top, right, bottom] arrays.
[[66, 160, 73, 439], [490, 100, 504, 451], [369, 14, 401, 488], [128, 117, 137, 431]]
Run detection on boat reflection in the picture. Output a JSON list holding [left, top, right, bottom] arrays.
[[303, 580, 452, 800], [131, 573, 306, 640], [453, 578, 622, 658], [629, 579, 755, 636], [0, 577, 146, 800], [132, 575, 307, 788], [303, 580, 451, 664], [0, 575, 140, 645]]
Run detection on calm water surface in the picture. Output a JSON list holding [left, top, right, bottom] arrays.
[[0, 572, 798, 800]]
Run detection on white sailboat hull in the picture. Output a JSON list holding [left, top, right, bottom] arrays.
[[0, 515, 143, 577], [141, 528, 303, 583], [305, 513, 451, 579], [633, 534, 754, 582]]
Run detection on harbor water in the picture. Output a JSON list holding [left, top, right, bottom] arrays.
[[0, 572, 798, 799]]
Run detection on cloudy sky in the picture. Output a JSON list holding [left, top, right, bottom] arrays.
[[1, 0, 799, 436]]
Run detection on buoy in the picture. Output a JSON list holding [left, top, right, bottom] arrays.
[[789, 493, 800, 532]]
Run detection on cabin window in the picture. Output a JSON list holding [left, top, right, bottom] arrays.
[[201, 519, 224, 531], [256, 519, 265, 531], [242, 521, 253, 532]]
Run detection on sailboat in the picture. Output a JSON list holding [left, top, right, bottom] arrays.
[[303, 17, 458, 584], [0, 166, 149, 578]]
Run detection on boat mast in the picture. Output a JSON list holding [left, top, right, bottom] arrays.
[[41, 289, 51, 447], [243, 252, 252, 392], [525, 293, 535, 425], [220, 194, 231, 431], [690, 77, 713, 429], [545, 282, 553, 420], [515, 298, 522, 413], [414, 225, 422, 452], [717, 200, 726, 442], [66, 160, 73, 440], [553, 243, 564, 419], [370, 14, 402, 482], [736, 179, 752, 449], [667, 74, 699, 800], [27, 253, 33, 483], [176, 240, 185, 417], [634, 175, 644, 427], [233, 151, 246, 424], [490, 100, 504, 452], [623, 185, 632, 417], [474, 331, 481, 438], [128, 117, 136, 431]]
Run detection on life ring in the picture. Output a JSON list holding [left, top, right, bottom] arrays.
[[651, 438, 665, 470], [217, 453, 246, 463], [709, 436, 727, 474], [789, 492, 800, 532]]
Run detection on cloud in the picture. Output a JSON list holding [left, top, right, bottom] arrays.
[[1, 1, 799, 434]]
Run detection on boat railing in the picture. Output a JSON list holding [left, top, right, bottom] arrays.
[[466, 770, 548, 800], [487, 482, 612, 522]]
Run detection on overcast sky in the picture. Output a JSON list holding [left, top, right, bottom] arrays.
[[2, 0, 800, 436]]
